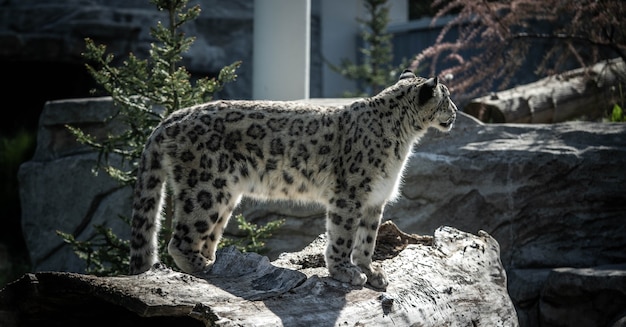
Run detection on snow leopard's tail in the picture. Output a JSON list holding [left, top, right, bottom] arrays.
[[129, 130, 167, 274]]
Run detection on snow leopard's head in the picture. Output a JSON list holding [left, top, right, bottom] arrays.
[[398, 69, 457, 132]]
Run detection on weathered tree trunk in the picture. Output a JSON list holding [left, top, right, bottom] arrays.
[[464, 58, 626, 123], [0, 222, 518, 326]]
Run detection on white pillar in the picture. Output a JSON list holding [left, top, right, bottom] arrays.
[[253, 0, 310, 100], [388, 0, 408, 24]]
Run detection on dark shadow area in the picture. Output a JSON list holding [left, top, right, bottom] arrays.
[[0, 60, 99, 288], [0, 60, 98, 135], [1, 274, 203, 327], [197, 246, 348, 326]]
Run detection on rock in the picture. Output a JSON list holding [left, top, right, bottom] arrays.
[[18, 98, 133, 272], [18, 96, 626, 325], [539, 264, 626, 327], [396, 112, 626, 325], [0, 223, 519, 327], [398, 115, 626, 270], [507, 268, 551, 326]]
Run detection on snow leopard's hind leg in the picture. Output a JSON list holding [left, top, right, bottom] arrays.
[[167, 181, 240, 274], [129, 137, 167, 275]]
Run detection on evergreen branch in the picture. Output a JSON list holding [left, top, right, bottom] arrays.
[[60, 0, 284, 278]]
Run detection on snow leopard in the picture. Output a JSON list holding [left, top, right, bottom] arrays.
[[129, 69, 457, 289]]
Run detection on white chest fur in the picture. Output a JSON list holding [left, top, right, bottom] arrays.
[[365, 154, 411, 207]]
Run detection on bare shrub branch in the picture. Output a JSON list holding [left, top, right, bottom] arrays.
[[410, 0, 626, 101]]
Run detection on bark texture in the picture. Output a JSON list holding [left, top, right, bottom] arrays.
[[464, 58, 625, 123], [0, 222, 518, 327]]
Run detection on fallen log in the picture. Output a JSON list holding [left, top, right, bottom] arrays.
[[0, 222, 518, 326], [464, 57, 626, 123]]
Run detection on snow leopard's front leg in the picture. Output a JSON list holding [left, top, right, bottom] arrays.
[[325, 205, 368, 286], [352, 205, 388, 289]]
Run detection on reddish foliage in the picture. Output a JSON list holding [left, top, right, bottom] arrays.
[[410, 0, 626, 100]]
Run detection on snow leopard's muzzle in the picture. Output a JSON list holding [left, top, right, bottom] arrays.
[[436, 97, 457, 132]]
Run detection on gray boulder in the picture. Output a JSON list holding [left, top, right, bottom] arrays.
[[19, 97, 132, 272], [19, 96, 626, 325], [539, 264, 626, 327]]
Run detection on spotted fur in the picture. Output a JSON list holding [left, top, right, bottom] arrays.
[[129, 70, 457, 289]]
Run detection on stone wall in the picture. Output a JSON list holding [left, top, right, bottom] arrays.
[[0, 0, 327, 102], [0, 0, 254, 102], [19, 96, 626, 326]]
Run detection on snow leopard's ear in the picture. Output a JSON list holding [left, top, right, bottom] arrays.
[[399, 69, 415, 80], [418, 77, 439, 105]]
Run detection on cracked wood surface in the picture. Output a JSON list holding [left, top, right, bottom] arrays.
[[0, 222, 518, 326]]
